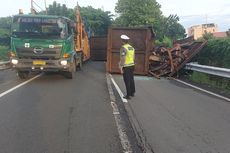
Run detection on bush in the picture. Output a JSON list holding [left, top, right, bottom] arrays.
[[155, 36, 173, 48], [0, 37, 10, 46], [189, 38, 230, 93], [0, 45, 9, 60], [195, 37, 230, 68], [189, 71, 230, 92]]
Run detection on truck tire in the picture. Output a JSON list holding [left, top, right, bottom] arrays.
[[64, 59, 76, 79], [77, 52, 83, 70], [78, 55, 83, 70], [17, 71, 29, 79]]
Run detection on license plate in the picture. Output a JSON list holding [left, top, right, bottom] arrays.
[[33, 60, 46, 65]]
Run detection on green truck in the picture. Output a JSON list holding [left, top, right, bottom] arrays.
[[10, 14, 82, 79]]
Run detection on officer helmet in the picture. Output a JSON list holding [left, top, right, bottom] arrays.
[[120, 34, 130, 40]]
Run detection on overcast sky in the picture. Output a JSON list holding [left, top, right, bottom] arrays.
[[1, 0, 229, 31], [158, 0, 230, 31]]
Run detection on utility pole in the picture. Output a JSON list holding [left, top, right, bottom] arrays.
[[44, 0, 47, 15], [31, 0, 37, 15], [205, 14, 208, 24], [31, 0, 34, 15]]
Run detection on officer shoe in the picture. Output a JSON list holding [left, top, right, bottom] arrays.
[[123, 95, 131, 99]]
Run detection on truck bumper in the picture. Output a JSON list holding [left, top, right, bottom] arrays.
[[11, 58, 72, 72]]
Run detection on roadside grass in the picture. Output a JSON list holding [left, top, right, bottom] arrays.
[[0, 45, 9, 61], [189, 71, 230, 94]]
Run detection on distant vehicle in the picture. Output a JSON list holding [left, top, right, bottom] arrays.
[[9, 12, 89, 79]]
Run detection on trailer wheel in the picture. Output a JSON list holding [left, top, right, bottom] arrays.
[[78, 55, 83, 70], [17, 71, 29, 79], [77, 52, 83, 70]]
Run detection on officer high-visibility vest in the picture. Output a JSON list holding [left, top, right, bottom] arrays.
[[122, 43, 135, 67]]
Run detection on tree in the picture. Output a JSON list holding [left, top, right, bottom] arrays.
[[79, 6, 113, 36], [114, 0, 162, 27], [114, 0, 186, 40], [45, 2, 113, 36], [0, 17, 11, 35], [160, 15, 186, 40], [226, 29, 230, 37], [155, 36, 173, 48], [202, 31, 214, 40], [46, 1, 74, 19], [195, 38, 230, 68], [0, 17, 12, 46]]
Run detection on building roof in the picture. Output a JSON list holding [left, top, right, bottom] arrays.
[[213, 32, 227, 38]]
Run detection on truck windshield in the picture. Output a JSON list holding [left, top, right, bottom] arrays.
[[11, 16, 67, 39]]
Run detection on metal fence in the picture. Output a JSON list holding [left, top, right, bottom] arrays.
[[0, 61, 10, 70], [185, 63, 230, 79]]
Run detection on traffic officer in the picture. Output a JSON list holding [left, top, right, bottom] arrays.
[[119, 34, 136, 99]]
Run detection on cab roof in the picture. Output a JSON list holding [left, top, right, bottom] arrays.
[[13, 14, 72, 22]]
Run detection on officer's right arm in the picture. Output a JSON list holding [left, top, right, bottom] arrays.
[[119, 47, 126, 73]]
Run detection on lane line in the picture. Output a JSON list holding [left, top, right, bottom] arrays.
[[106, 73, 133, 153], [174, 79, 230, 102], [109, 74, 128, 103], [0, 74, 41, 98], [110, 74, 155, 153]]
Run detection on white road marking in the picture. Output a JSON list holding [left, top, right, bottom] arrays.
[[174, 79, 230, 102], [106, 73, 133, 153], [111, 101, 120, 115], [0, 74, 41, 98], [109, 74, 128, 103]]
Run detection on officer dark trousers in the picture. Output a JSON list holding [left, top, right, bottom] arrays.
[[123, 66, 135, 97]]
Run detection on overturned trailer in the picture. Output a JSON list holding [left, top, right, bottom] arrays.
[[106, 27, 155, 75], [149, 36, 207, 78], [106, 27, 207, 78], [90, 36, 107, 61]]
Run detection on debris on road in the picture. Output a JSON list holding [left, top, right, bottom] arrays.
[[149, 37, 207, 78]]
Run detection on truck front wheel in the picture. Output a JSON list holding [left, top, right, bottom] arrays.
[[64, 59, 76, 79]]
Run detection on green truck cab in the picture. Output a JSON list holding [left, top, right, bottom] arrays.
[[10, 14, 82, 79]]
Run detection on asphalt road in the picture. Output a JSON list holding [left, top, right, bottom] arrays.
[[1, 61, 230, 153], [112, 75, 230, 153], [0, 62, 125, 153]]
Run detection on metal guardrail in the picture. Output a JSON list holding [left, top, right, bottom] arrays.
[[185, 63, 230, 79], [0, 61, 10, 70], [0, 61, 10, 65]]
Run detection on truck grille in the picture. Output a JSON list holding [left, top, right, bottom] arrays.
[[16, 47, 62, 59]]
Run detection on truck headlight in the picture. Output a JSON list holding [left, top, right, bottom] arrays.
[[60, 60, 67, 66], [11, 59, 18, 65]]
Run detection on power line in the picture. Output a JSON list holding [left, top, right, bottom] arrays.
[[180, 13, 230, 18]]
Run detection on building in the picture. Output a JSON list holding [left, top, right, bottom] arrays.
[[213, 32, 227, 38], [188, 23, 218, 40]]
